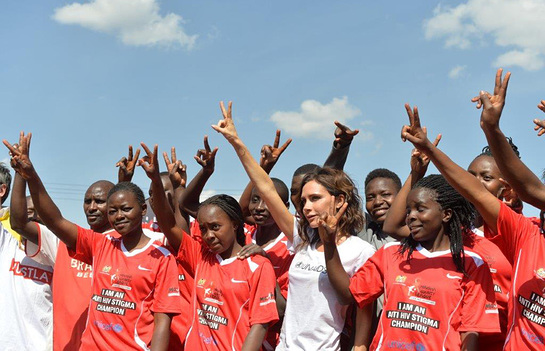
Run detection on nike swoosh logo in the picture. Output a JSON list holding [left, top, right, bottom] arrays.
[[231, 278, 246, 284], [138, 265, 152, 271], [446, 273, 462, 279]]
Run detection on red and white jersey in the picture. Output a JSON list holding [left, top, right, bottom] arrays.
[[72, 226, 182, 350], [484, 202, 545, 350], [469, 229, 512, 350], [349, 242, 500, 351], [178, 235, 279, 351], [244, 225, 294, 299]]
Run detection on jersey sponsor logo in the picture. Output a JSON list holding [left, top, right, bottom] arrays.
[[71, 258, 93, 278], [94, 320, 123, 333], [522, 328, 545, 345], [199, 281, 224, 305], [395, 275, 407, 284], [137, 265, 152, 271], [386, 340, 426, 351], [178, 274, 185, 281], [9, 258, 52, 284], [199, 331, 218, 346], [259, 292, 276, 307], [231, 278, 246, 284], [446, 273, 462, 280], [405, 278, 437, 306], [494, 284, 502, 293], [110, 270, 133, 290], [101, 266, 112, 273], [293, 260, 327, 275], [535, 268, 545, 281], [197, 278, 206, 286], [168, 287, 180, 297]]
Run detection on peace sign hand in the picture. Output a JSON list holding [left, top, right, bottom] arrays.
[[333, 121, 359, 148], [470, 68, 511, 128], [410, 134, 441, 179], [138, 143, 161, 181], [401, 104, 434, 152], [317, 195, 349, 245], [212, 101, 239, 143], [533, 100, 545, 136], [3, 132, 35, 180], [260, 130, 292, 170], [116, 145, 141, 183], [163, 147, 187, 188], [194, 136, 218, 174]]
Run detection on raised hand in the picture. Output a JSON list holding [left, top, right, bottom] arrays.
[[533, 100, 545, 136], [260, 130, 292, 170], [138, 143, 160, 180], [401, 104, 433, 152], [3, 132, 35, 180], [163, 147, 187, 188], [237, 243, 268, 259], [194, 136, 218, 174], [470, 68, 511, 128], [116, 145, 141, 183], [333, 121, 359, 148], [317, 195, 349, 245], [212, 101, 239, 142], [410, 134, 441, 179]]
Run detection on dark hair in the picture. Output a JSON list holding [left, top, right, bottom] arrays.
[[399, 174, 476, 274], [271, 177, 289, 203], [0, 163, 12, 204], [364, 168, 402, 191], [477, 137, 520, 159], [298, 167, 364, 247], [200, 194, 245, 247], [293, 163, 321, 178], [107, 182, 146, 206]]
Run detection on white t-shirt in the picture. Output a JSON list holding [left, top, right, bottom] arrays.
[[0, 209, 55, 351], [277, 223, 375, 350]]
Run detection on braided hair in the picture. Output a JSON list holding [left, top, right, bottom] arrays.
[[399, 174, 476, 274], [199, 194, 246, 247], [108, 182, 146, 206], [477, 137, 520, 159]]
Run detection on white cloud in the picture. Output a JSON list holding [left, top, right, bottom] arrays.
[[199, 189, 216, 203], [270, 97, 362, 140], [53, 0, 197, 49], [448, 65, 466, 79], [424, 0, 545, 71]]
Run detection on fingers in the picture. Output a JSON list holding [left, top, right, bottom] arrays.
[[335, 202, 349, 222], [219, 101, 227, 119], [163, 151, 170, 166], [128, 145, 133, 160], [219, 101, 233, 120], [494, 68, 502, 96], [3, 139, 19, 155], [412, 105, 421, 128], [432, 133, 442, 147], [278, 138, 292, 153], [499, 71, 511, 99], [116, 157, 127, 168], [480, 91, 492, 109], [334, 120, 348, 132], [404, 103, 414, 126], [171, 147, 177, 163], [141, 142, 152, 157], [261, 145, 272, 159], [210, 147, 218, 159], [133, 148, 141, 163], [273, 130, 280, 148], [204, 135, 211, 152], [401, 125, 411, 142], [194, 155, 204, 166], [533, 119, 545, 136], [471, 95, 483, 109]]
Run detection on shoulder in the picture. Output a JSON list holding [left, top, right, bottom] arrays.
[[151, 243, 174, 258], [462, 247, 486, 269], [245, 255, 273, 272]]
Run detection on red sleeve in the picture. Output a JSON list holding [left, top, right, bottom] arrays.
[[247, 257, 279, 326], [70, 226, 102, 265], [486, 201, 539, 263], [459, 257, 500, 333], [349, 247, 384, 308], [151, 253, 183, 314], [176, 233, 204, 275]]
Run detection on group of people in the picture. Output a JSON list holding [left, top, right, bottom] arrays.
[[2, 68, 545, 350]]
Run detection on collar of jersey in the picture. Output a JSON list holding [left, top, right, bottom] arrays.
[[121, 236, 155, 257], [252, 231, 286, 252], [216, 255, 237, 266], [416, 244, 451, 257]]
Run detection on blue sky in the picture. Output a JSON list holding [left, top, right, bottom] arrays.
[[2, 0, 545, 224]]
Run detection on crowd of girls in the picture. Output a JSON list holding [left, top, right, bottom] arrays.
[[2, 68, 545, 351]]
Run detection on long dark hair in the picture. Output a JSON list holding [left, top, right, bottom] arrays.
[[399, 174, 476, 274]]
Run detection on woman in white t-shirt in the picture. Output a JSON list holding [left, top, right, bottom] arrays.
[[212, 101, 376, 350]]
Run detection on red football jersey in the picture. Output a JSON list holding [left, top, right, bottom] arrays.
[[72, 226, 182, 350], [178, 235, 279, 350], [468, 230, 512, 350], [349, 242, 500, 350], [485, 202, 545, 350]]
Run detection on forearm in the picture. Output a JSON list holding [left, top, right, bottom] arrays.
[[482, 124, 545, 208], [241, 323, 268, 351], [382, 173, 413, 240], [150, 312, 172, 351], [10, 174, 39, 244], [323, 143, 350, 170], [150, 175, 184, 250], [323, 242, 355, 305], [275, 283, 286, 317], [353, 304, 373, 351], [239, 181, 255, 223], [172, 187, 190, 233], [179, 169, 212, 218], [26, 169, 77, 249], [460, 331, 478, 351]]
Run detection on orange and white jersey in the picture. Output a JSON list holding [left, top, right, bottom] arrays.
[[349, 242, 500, 351], [178, 236, 278, 351], [72, 226, 181, 350]]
